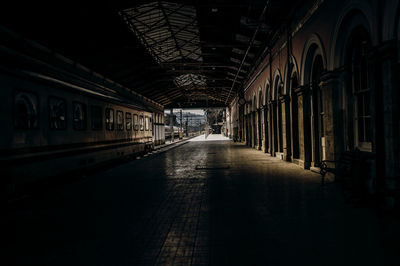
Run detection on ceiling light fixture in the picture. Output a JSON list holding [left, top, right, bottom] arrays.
[[211, 8, 218, 12]]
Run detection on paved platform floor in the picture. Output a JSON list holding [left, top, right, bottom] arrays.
[[3, 136, 400, 265]]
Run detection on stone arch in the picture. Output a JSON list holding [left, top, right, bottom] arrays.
[[300, 33, 327, 86], [299, 34, 328, 167], [329, 4, 375, 70], [258, 87, 263, 109], [258, 87, 263, 110], [272, 69, 282, 101], [252, 93, 257, 147], [257, 87, 264, 150], [329, 5, 374, 153], [345, 26, 373, 152], [290, 69, 300, 160], [283, 55, 300, 95], [272, 71, 284, 153], [264, 79, 270, 104], [264, 79, 271, 153]]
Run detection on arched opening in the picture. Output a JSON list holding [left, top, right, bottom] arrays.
[[245, 103, 251, 146], [265, 83, 270, 153], [291, 74, 300, 159], [258, 90, 263, 150], [275, 76, 284, 153], [253, 95, 257, 148], [302, 37, 326, 168], [272, 76, 280, 154], [311, 55, 325, 165], [345, 26, 372, 152]]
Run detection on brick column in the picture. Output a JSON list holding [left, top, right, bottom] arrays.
[[279, 95, 291, 161], [320, 70, 343, 180], [267, 102, 273, 155], [262, 107, 267, 153], [270, 100, 278, 156], [295, 85, 311, 169], [374, 40, 400, 208]]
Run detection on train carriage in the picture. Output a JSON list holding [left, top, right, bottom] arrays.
[[0, 29, 164, 196]]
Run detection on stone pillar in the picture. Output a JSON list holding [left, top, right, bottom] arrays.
[[295, 86, 311, 169], [257, 108, 262, 150], [262, 107, 267, 153], [247, 113, 251, 146], [253, 111, 257, 148], [267, 103, 273, 155], [170, 109, 174, 142], [270, 101, 277, 156], [250, 112, 254, 147], [280, 95, 291, 161], [243, 113, 249, 145], [374, 40, 400, 208], [320, 70, 343, 180]]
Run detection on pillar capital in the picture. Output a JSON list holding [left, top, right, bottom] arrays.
[[294, 85, 309, 96], [320, 69, 344, 88], [371, 40, 397, 61], [278, 94, 290, 103], [320, 69, 342, 82]]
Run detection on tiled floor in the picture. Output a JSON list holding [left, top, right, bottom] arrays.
[[3, 135, 400, 265]]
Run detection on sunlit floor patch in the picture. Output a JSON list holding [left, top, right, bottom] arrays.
[[189, 134, 231, 142]]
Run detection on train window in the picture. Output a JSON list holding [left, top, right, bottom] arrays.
[[49, 96, 67, 130], [140, 115, 144, 131], [145, 117, 149, 131], [133, 114, 139, 131], [73, 102, 87, 130], [150, 117, 153, 131], [13, 90, 39, 129], [105, 108, 114, 130], [126, 112, 132, 131], [91, 105, 102, 130], [117, 110, 124, 130]]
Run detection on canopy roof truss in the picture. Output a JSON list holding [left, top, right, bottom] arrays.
[[1, 0, 306, 107], [120, 1, 203, 64]]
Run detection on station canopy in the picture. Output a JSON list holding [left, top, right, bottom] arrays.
[[0, 0, 305, 108]]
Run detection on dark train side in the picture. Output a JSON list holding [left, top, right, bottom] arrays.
[[0, 27, 165, 196]]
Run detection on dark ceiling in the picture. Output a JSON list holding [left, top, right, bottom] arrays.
[[1, 0, 304, 108]]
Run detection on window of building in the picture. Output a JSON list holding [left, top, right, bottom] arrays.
[[133, 114, 139, 131], [117, 110, 124, 130], [352, 42, 371, 144], [49, 96, 67, 129], [140, 115, 144, 131], [150, 117, 153, 131], [91, 105, 102, 130], [145, 116, 149, 131], [73, 102, 87, 130], [13, 90, 39, 129], [126, 112, 132, 131], [347, 27, 372, 151], [105, 108, 114, 131]]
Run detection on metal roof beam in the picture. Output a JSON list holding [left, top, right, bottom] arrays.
[[158, 1, 185, 60]]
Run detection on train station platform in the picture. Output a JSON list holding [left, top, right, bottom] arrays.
[[3, 136, 400, 265]]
